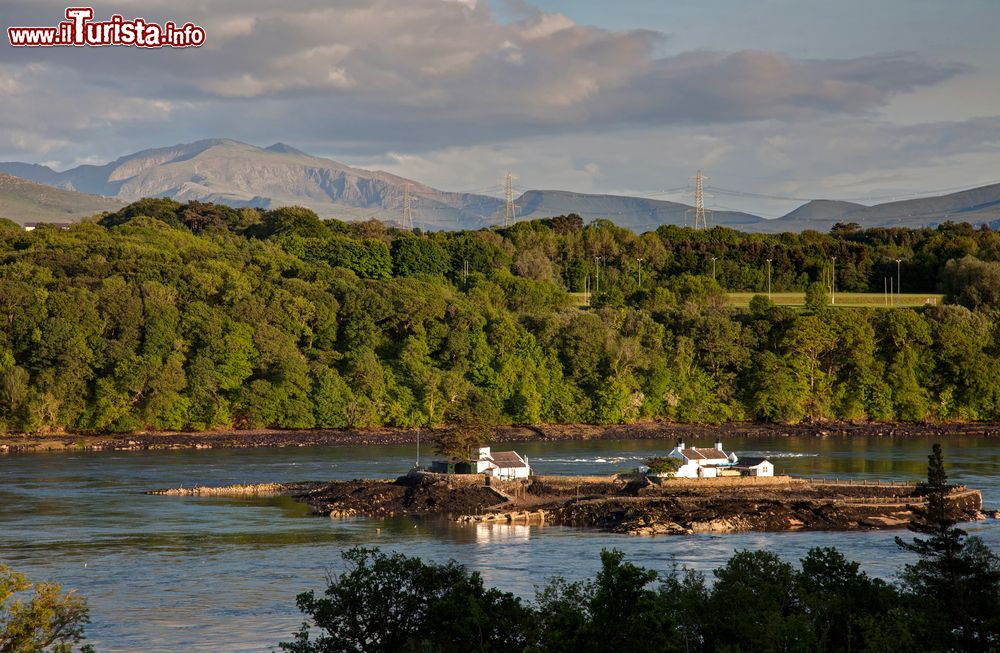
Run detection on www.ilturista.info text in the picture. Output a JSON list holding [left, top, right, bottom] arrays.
[[7, 7, 206, 48]]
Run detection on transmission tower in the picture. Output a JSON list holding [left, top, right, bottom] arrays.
[[402, 183, 413, 230], [686, 170, 711, 230], [503, 171, 517, 227]]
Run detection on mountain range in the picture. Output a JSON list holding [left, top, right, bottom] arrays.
[[1, 138, 999, 232]]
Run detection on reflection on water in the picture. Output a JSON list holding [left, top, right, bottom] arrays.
[[473, 522, 533, 544], [0, 436, 998, 652]]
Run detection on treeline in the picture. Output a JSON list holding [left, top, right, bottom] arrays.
[[281, 544, 999, 653], [1, 199, 1000, 433], [281, 453, 999, 653]]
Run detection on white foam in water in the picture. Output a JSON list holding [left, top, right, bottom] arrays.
[[748, 452, 820, 458]]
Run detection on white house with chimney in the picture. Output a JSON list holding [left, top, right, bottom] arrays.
[[665, 439, 773, 478], [430, 446, 531, 479], [476, 447, 531, 479]]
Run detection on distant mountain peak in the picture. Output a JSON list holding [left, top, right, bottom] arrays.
[[265, 142, 306, 155]]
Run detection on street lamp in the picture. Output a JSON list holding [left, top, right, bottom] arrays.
[[636, 257, 644, 288], [831, 257, 837, 306], [594, 255, 603, 294], [766, 259, 772, 299], [710, 256, 717, 281], [895, 259, 902, 305]]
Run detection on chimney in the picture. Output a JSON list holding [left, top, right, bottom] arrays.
[[676, 438, 685, 451], [715, 438, 724, 452]]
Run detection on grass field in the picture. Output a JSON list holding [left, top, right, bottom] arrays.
[[725, 292, 944, 308], [568, 291, 945, 309]]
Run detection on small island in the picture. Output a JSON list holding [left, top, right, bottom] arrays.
[[150, 440, 991, 536]]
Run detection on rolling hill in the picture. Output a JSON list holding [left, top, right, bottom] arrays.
[[4, 138, 1000, 233], [0, 172, 123, 225], [756, 184, 1000, 232], [515, 190, 763, 230]]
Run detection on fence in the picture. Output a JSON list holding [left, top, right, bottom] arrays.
[[801, 478, 919, 488]]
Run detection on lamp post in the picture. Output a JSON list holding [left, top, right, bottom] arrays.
[[831, 257, 837, 306], [895, 259, 902, 305], [710, 256, 717, 281], [766, 259, 772, 299], [636, 257, 644, 289], [594, 255, 603, 294]]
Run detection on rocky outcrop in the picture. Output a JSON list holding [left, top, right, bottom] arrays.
[[300, 472, 508, 518], [550, 482, 984, 535]]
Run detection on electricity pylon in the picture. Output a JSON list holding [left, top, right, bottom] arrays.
[[686, 170, 711, 230], [402, 183, 413, 230], [503, 171, 517, 227]]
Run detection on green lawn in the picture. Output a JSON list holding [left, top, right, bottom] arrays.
[[569, 291, 944, 309], [725, 292, 944, 308]]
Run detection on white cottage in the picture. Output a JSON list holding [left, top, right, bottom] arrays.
[[732, 456, 773, 477], [475, 447, 532, 479], [665, 439, 774, 478], [667, 439, 733, 478]]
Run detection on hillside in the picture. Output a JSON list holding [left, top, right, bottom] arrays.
[[758, 184, 1000, 232], [5, 139, 1000, 233], [0, 173, 123, 225], [516, 190, 763, 229], [0, 139, 502, 230], [773, 199, 867, 225], [2, 139, 762, 231]]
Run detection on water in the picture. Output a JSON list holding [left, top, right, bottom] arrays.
[[1, 436, 998, 652]]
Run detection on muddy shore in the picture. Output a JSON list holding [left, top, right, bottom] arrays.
[[3, 421, 1000, 454]]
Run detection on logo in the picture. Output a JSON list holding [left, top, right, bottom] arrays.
[[8, 7, 206, 48]]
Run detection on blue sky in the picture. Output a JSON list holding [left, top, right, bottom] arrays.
[[2, 0, 999, 216]]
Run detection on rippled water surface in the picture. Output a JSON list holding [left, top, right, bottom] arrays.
[[1, 436, 998, 652]]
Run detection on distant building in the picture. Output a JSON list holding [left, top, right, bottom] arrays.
[[483, 448, 531, 479], [429, 446, 531, 478], [664, 439, 773, 478], [731, 456, 773, 477]]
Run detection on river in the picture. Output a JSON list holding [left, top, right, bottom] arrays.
[[1, 435, 998, 652]]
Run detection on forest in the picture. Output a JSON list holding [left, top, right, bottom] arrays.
[[1, 198, 1000, 434]]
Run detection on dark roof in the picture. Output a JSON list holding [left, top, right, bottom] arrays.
[[489, 451, 529, 469], [681, 447, 730, 460], [735, 456, 770, 467]]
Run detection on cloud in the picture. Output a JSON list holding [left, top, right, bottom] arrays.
[[0, 0, 971, 163], [358, 115, 1000, 214]]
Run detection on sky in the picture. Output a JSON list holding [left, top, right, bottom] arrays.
[[2, 0, 1000, 216]]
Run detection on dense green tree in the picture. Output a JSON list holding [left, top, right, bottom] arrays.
[[704, 550, 812, 652], [391, 237, 449, 276], [0, 564, 94, 653], [281, 547, 534, 653], [255, 206, 329, 239], [895, 444, 1000, 653], [533, 549, 679, 653], [99, 197, 184, 228], [942, 255, 1000, 309]]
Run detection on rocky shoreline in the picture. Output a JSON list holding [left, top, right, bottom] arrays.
[[4, 420, 1000, 454], [295, 472, 991, 536]]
